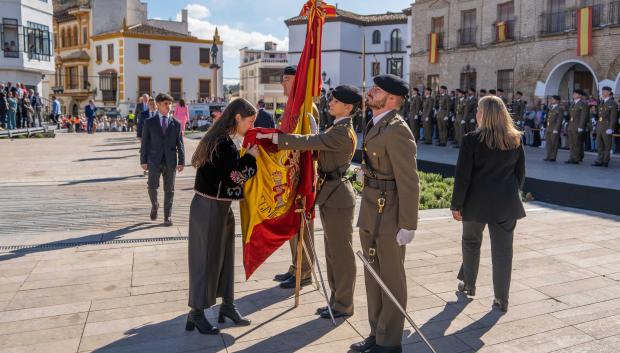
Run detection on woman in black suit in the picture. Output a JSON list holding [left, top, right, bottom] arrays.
[[186, 98, 259, 334], [451, 95, 526, 312]]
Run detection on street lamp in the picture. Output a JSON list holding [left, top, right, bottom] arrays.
[[321, 71, 331, 91]]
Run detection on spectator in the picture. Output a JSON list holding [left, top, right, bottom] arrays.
[[173, 99, 189, 136], [85, 100, 96, 134], [254, 99, 275, 128], [50, 95, 61, 125], [31, 90, 42, 127], [20, 90, 34, 128], [7, 91, 17, 130], [0, 83, 7, 129]]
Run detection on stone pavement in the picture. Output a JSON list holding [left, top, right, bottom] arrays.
[[1, 132, 620, 353]]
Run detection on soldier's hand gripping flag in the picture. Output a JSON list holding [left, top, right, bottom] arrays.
[[239, 0, 336, 279]]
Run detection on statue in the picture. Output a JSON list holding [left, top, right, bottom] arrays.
[[210, 43, 218, 68]]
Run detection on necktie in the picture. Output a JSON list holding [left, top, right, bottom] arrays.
[[161, 117, 168, 132]]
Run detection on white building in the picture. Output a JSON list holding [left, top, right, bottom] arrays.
[[0, 0, 55, 94], [286, 8, 411, 91], [91, 23, 223, 115], [239, 42, 288, 112]]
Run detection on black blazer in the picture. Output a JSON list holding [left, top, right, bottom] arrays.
[[254, 108, 275, 128], [451, 131, 526, 223], [140, 113, 185, 168], [193, 136, 257, 200]]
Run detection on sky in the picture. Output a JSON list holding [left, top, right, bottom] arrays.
[[145, 0, 413, 83]]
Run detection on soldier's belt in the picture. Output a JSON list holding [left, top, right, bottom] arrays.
[[363, 177, 396, 191], [319, 170, 346, 182]]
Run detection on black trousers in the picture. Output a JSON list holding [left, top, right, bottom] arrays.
[[457, 219, 516, 303], [147, 163, 176, 218]]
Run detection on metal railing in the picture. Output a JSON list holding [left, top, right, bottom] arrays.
[[426, 32, 445, 50], [540, 10, 576, 34], [101, 90, 117, 102], [610, 1, 620, 25], [457, 27, 477, 46], [492, 19, 516, 42]]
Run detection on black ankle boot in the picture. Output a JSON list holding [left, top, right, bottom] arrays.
[[457, 281, 476, 296], [186, 309, 219, 334], [493, 298, 509, 312], [218, 304, 251, 326]]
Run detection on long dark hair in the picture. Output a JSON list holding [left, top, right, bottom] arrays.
[[178, 99, 186, 107], [191, 98, 256, 168]]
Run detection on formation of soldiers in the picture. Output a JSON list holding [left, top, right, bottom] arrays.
[[405, 86, 618, 167]]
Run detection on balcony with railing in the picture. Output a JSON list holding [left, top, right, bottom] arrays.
[[610, 1, 620, 25], [540, 10, 576, 35], [101, 90, 116, 103], [457, 27, 477, 47], [426, 32, 445, 50], [492, 19, 516, 42]]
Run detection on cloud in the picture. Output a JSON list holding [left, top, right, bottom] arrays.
[[184, 4, 210, 20], [177, 4, 289, 82]]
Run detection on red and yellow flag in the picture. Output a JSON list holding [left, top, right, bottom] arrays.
[[496, 21, 507, 42], [239, 0, 335, 279], [577, 7, 592, 56], [428, 32, 439, 64]]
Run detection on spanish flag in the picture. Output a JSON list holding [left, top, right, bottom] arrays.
[[429, 32, 439, 64], [496, 21, 507, 42], [239, 0, 335, 279], [577, 7, 592, 56]]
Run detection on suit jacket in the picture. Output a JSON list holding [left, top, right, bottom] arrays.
[[254, 108, 275, 128], [568, 100, 589, 132], [0, 91, 7, 115], [136, 109, 153, 138], [278, 117, 356, 208], [545, 105, 564, 134], [358, 110, 420, 234], [85, 104, 96, 119], [140, 113, 185, 168], [451, 131, 526, 223]]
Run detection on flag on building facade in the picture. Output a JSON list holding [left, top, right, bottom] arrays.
[[239, 0, 335, 279], [577, 6, 593, 56], [429, 32, 439, 64], [496, 21, 507, 42]]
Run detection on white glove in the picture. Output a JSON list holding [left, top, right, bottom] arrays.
[[396, 229, 415, 246], [470, 119, 475, 123], [414, 115, 419, 120], [461, 120, 465, 124], [578, 128, 584, 133], [356, 168, 364, 182], [553, 130, 559, 134], [606, 129, 613, 135], [425, 118, 429, 122], [444, 117, 449, 121]]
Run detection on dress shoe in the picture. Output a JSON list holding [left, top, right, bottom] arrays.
[[592, 162, 604, 167], [164, 217, 173, 226], [315, 306, 328, 315], [350, 336, 376, 352], [493, 298, 509, 312], [457, 281, 476, 296], [564, 160, 578, 164], [279, 275, 312, 289], [218, 304, 251, 326], [150, 203, 159, 221], [603, 162, 609, 168], [186, 309, 219, 335], [365, 344, 402, 353], [319, 307, 350, 319], [543, 158, 556, 162], [274, 271, 293, 282]]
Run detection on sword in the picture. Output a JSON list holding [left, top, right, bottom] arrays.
[[355, 250, 438, 353], [301, 211, 337, 326]]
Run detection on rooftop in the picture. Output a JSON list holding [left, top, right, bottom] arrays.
[[285, 8, 409, 26]]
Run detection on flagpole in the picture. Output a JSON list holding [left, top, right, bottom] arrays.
[[362, 33, 366, 124]]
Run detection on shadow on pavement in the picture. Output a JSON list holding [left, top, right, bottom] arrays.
[[74, 155, 135, 162], [61, 175, 144, 186]]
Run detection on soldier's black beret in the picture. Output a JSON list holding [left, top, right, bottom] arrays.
[[373, 74, 409, 97], [489, 89, 497, 94], [331, 84, 362, 104], [497, 88, 504, 93], [551, 95, 561, 101], [456, 89, 464, 94], [479, 89, 487, 93], [425, 87, 433, 92], [574, 89, 586, 96], [468, 88, 476, 93], [412, 87, 419, 93], [283, 65, 297, 76], [516, 91, 523, 96], [440, 85, 447, 90], [602, 86, 613, 92]]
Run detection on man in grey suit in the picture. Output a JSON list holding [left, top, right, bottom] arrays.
[[140, 93, 185, 226]]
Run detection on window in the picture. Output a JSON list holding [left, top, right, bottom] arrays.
[[431, 17, 445, 49], [372, 30, 381, 44], [138, 76, 151, 96], [260, 68, 283, 84], [390, 29, 402, 52], [25, 22, 51, 61], [372, 61, 381, 76], [2, 18, 19, 58], [169, 78, 182, 100], [72, 26, 78, 47], [100, 71, 118, 102], [170, 46, 181, 62], [67, 66, 78, 89], [387, 58, 403, 77], [581, 0, 604, 27], [107, 44, 114, 62], [82, 27, 88, 45], [199, 79, 211, 99], [138, 43, 150, 61], [96, 45, 102, 62], [82, 66, 89, 90], [199, 47, 210, 65], [460, 66, 477, 90], [495, 2, 515, 41], [427, 75, 440, 93], [459, 10, 477, 46], [497, 69, 514, 96], [67, 27, 72, 47], [60, 29, 65, 48]]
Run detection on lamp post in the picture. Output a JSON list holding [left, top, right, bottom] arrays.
[[321, 71, 331, 91]]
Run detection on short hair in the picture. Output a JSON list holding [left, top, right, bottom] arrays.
[[155, 93, 173, 103], [489, 89, 497, 95], [425, 87, 432, 92]]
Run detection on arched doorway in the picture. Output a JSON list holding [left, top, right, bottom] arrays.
[[71, 103, 79, 117], [543, 60, 599, 98]]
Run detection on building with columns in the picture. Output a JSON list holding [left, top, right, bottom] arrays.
[[239, 41, 288, 112], [410, 0, 620, 102]]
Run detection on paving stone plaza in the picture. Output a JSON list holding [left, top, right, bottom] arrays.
[[1, 133, 620, 353]]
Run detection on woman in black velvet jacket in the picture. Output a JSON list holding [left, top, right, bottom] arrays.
[[185, 98, 259, 334]]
